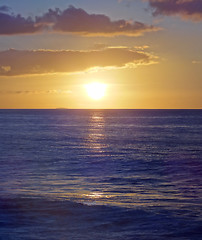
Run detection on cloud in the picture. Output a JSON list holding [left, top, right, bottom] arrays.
[[146, 0, 202, 21], [0, 5, 159, 36], [0, 5, 11, 12], [0, 90, 71, 95], [0, 48, 155, 76], [38, 6, 159, 36], [192, 60, 202, 64], [93, 43, 109, 50], [0, 11, 41, 35], [0, 65, 11, 73]]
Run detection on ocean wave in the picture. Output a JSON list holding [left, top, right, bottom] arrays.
[[1, 197, 202, 240]]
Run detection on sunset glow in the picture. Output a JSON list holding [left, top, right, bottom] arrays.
[[0, 0, 201, 109]]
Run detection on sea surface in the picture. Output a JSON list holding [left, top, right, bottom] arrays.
[[0, 109, 202, 239]]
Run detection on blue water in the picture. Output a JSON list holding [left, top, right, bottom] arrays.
[[0, 109, 202, 239]]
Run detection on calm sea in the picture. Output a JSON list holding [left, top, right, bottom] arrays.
[[0, 109, 202, 239]]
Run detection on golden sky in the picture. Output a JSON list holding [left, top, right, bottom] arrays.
[[0, 0, 201, 109]]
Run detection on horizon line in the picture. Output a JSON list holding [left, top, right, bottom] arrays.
[[0, 108, 201, 110]]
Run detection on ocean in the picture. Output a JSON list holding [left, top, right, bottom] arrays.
[[0, 109, 201, 239]]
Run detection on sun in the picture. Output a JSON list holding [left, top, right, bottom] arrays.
[[85, 82, 107, 100]]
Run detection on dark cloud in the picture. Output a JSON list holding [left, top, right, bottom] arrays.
[[146, 0, 202, 21], [0, 11, 41, 35], [0, 5, 159, 36], [0, 48, 154, 76], [0, 5, 11, 12], [37, 5, 158, 36]]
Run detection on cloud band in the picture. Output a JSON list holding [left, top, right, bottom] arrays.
[[0, 5, 159, 36], [0, 48, 154, 76], [146, 0, 202, 21]]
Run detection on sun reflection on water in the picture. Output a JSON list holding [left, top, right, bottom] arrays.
[[84, 192, 103, 199], [86, 111, 107, 152]]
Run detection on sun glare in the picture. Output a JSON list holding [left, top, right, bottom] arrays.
[[85, 82, 107, 100]]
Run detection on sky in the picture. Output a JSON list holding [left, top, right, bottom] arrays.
[[0, 0, 201, 109]]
